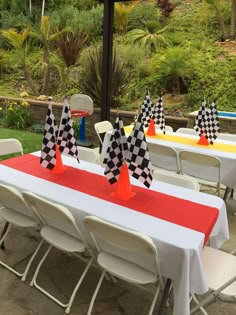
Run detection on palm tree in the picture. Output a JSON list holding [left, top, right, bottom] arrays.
[[1, 28, 38, 94], [126, 21, 170, 53], [230, 0, 236, 39], [42, 0, 45, 18], [205, 0, 228, 40], [114, 1, 139, 35]]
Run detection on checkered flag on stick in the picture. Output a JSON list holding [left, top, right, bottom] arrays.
[[153, 96, 166, 134], [40, 98, 58, 170], [126, 114, 153, 188], [141, 91, 153, 128], [194, 100, 207, 136], [104, 115, 128, 184], [57, 98, 80, 162], [205, 101, 220, 144]]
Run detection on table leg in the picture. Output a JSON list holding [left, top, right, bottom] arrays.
[[223, 187, 231, 201], [0, 222, 9, 250], [156, 278, 172, 315]]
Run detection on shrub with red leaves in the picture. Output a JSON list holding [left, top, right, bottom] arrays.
[[157, 0, 175, 17]]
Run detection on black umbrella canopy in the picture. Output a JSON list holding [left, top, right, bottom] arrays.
[[99, 0, 135, 121]]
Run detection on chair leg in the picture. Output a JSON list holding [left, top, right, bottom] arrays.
[[148, 284, 161, 315], [87, 270, 106, 315], [0, 222, 10, 249], [0, 223, 43, 280], [21, 239, 44, 281], [0, 222, 11, 248], [191, 293, 208, 315], [230, 189, 234, 198], [65, 256, 93, 314]]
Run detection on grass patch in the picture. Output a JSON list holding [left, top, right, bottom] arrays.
[[0, 127, 43, 160]]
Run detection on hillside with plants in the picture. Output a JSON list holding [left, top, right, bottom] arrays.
[[0, 0, 236, 116]]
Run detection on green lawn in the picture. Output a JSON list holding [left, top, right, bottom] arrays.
[[0, 127, 43, 160]]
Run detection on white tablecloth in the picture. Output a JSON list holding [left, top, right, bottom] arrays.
[[0, 152, 229, 315], [102, 130, 236, 189]]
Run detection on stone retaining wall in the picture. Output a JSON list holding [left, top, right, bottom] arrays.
[[0, 96, 189, 146]]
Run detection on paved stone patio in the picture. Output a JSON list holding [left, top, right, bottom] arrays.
[[0, 189, 235, 315]]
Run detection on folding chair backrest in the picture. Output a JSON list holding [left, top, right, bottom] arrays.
[[0, 138, 23, 156], [84, 216, 157, 255], [78, 146, 100, 163], [0, 184, 36, 218], [176, 128, 197, 136], [217, 133, 236, 142], [148, 142, 179, 172], [153, 169, 200, 191], [22, 191, 83, 239], [179, 150, 221, 190], [157, 125, 173, 133], [94, 121, 113, 145]]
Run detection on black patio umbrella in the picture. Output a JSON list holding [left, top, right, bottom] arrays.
[[99, 0, 133, 121]]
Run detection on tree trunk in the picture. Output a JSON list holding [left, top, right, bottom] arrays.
[[230, 0, 236, 40], [215, 7, 228, 40], [41, 47, 50, 95], [24, 64, 39, 95]]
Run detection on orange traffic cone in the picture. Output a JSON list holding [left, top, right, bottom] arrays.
[[111, 163, 136, 200], [52, 144, 64, 173], [147, 119, 156, 136], [197, 134, 209, 146]]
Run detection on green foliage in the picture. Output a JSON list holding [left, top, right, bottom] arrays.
[[51, 5, 103, 40], [29, 123, 45, 133], [77, 46, 129, 108], [1, 99, 32, 129]]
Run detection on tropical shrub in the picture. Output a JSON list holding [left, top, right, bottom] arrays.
[[77, 46, 129, 108], [2, 100, 32, 129]]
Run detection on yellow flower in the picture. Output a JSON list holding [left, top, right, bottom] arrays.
[[0, 107, 2, 111]]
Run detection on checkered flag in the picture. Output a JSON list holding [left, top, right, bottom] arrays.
[[104, 115, 128, 184], [153, 96, 166, 134], [141, 91, 153, 128], [57, 98, 80, 162], [40, 100, 58, 170], [126, 113, 153, 188], [194, 100, 207, 136], [205, 101, 220, 144]]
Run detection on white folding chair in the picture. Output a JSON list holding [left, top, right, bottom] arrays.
[[217, 133, 236, 142], [77, 146, 100, 163], [176, 128, 197, 136], [153, 169, 200, 191], [22, 191, 94, 314], [0, 138, 24, 246], [148, 142, 180, 173], [156, 125, 173, 133], [0, 138, 23, 156], [0, 184, 43, 281], [179, 150, 221, 196], [83, 215, 164, 315], [191, 246, 236, 315], [94, 121, 113, 145]]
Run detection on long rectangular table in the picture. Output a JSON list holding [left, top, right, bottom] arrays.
[[102, 128, 236, 189], [0, 152, 229, 315]]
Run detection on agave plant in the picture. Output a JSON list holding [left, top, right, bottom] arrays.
[[76, 46, 128, 108]]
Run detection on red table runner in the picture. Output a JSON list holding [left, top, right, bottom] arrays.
[[1, 154, 219, 246]]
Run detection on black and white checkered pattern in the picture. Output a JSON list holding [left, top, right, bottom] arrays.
[[104, 115, 129, 184], [141, 92, 153, 128], [153, 96, 166, 134], [57, 98, 80, 161], [40, 101, 58, 170], [194, 100, 207, 136], [204, 101, 220, 144], [126, 114, 153, 188]]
